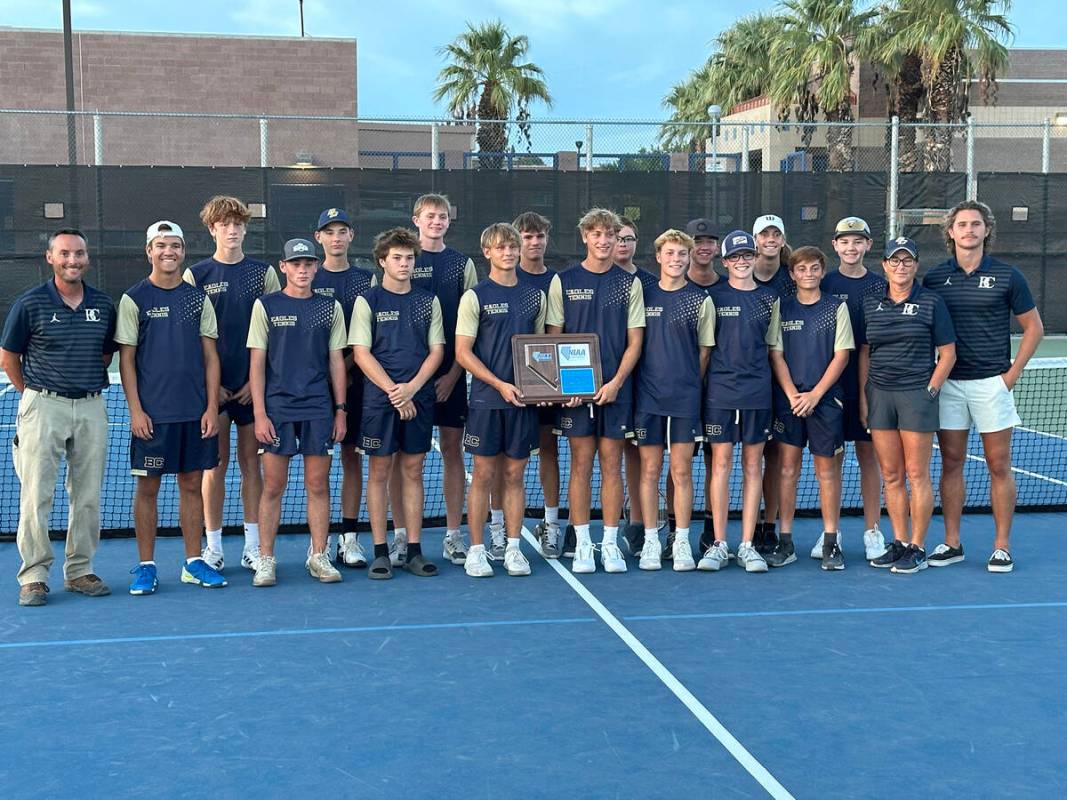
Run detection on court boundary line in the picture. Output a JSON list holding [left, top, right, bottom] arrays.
[[520, 527, 795, 800], [933, 441, 1067, 489], [623, 600, 1067, 623]]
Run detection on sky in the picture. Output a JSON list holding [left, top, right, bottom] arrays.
[[1, 0, 1064, 121]]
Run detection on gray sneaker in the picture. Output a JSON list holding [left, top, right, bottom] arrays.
[[488, 523, 507, 561], [252, 555, 277, 587], [389, 529, 408, 567], [535, 521, 561, 559], [443, 530, 468, 565], [697, 540, 729, 572], [821, 542, 845, 571], [736, 542, 769, 573], [307, 550, 343, 583]]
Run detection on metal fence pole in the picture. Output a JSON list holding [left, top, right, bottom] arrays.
[[966, 117, 977, 200], [431, 122, 440, 170], [888, 116, 899, 240], [1042, 119, 1051, 174], [741, 124, 750, 173], [585, 123, 593, 172], [259, 118, 268, 168], [93, 113, 103, 166]]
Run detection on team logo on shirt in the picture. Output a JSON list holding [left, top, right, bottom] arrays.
[[943, 277, 952, 286], [49, 312, 60, 323], [202, 281, 228, 296], [84, 308, 101, 322], [978, 276, 996, 289], [645, 305, 663, 318], [782, 319, 804, 332], [483, 303, 508, 315], [717, 305, 741, 317], [412, 265, 433, 280], [314, 287, 335, 297], [901, 304, 919, 316], [270, 315, 298, 327], [376, 310, 399, 323], [146, 306, 169, 319], [564, 288, 594, 302]]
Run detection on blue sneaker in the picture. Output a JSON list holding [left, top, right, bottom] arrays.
[[181, 558, 227, 588], [129, 563, 158, 596]]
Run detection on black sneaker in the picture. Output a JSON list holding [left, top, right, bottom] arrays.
[[870, 539, 907, 568], [752, 523, 765, 554], [891, 544, 928, 574], [757, 522, 779, 556], [928, 543, 965, 567], [622, 523, 645, 557], [821, 542, 845, 571], [987, 548, 1014, 573], [698, 513, 715, 555], [562, 524, 576, 558], [663, 530, 676, 560], [765, 540, 796, 568]]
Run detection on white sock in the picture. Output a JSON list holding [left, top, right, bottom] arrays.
[[491, 509, 504, 527], [506, 537, 520, 551], [393, 527, 407, 542], [575, 524, 591, 545], [677, 527, 690, 541], [602, 526, 618, 546], [186, 556, 203, 565], [244, 522, 260, 548], [545, 506, 559, 525], [469, 542, 485, 554], [206, 529, 222, 550], [644, 528, 658, 541], [140, 560, 155, 566], [446, 527, 461, 538]]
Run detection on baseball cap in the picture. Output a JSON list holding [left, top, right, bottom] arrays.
[[316, 207, 352, 231], [146, 220, 184, 244], [281, 238, 319, 262], [721, 230, 757, 257], [685, 218, 718, 239], [883, 236, 918, 260], [752, 214, 785, 236], [833, 216, 872, 239]]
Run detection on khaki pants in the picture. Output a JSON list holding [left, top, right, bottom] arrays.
[[13, 389, 108, 585]]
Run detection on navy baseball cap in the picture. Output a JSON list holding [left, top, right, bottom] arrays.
[[685, 218, 718, 239], [281, 238, 319, 262], [316, 207, 352, 230], [721, 230, 757, 257], [883, 236, 918, 260]]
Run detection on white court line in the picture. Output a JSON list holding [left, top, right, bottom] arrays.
[[1017, 425, 1067, 443], [933, 443, 1067, 489], [520, 526, 795, 800], [0, 385, 15, 396]]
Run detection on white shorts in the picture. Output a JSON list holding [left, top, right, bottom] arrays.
[[939, 376, 1021, 433]]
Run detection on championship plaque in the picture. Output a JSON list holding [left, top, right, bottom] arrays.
[[511, 334, 603, 404]]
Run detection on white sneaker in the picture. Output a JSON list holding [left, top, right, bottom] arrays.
[[601, 541, 627, 573], [443, 530, 468, 565], [672, 536, 696, 572], [464, 544, 494, 577], [737, 541, 769, 573], [809, 532, 825, 560], [697, 540, 729, 571], [572, 541, 596, 574], [201, 545, 224, 572], [306, 550, 342, 583], [252, 554, 277, 587], [639, 536, 662, 571], [338, 533, 367, 567], [863, 528, 887, 560], [240, 545, 261, 571], [504, 547, 531, 576], [389, 530, 408, 567], [488, 523, 507, 561]]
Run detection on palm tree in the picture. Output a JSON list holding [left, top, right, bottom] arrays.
[[433, 20, 552, 169], [876, 0, 1012, 171], [768, 0, 877, 171], [661, 64, 715, 158]]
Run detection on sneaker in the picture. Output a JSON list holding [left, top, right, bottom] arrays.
[[662, 530, 676, 560], [562, 524, 577, 558], [601, 541, 628, 573], [181, 558, 227, 588], [488, 523, 507, 561], [891, 544, 927, 574], [870, 539, 907, 569], [129, 564, 158, 595], [753, 523, 766, 554], [756, 522, 778, 556], [697, 541, 729, 572], [821, 542, 845, 571], [64, 573, 111, 596], [987, 548, 1014, 573], [464, 544, 494, 578], [863, 528, 888, 561], [698, 515, 715, 555], [765, 540, 796, 568], [572, 541, 596, 574], [672, 535, 696, 572], [639, 535, 662, 571], [389, 529, 408, 567], [336, 533, 368, 568], [928, 543, 965, 567], [622, 523, 645, 556], [736, 542, 769, 573], [535, 521, 560, 559], [252, 555, 277, 587], [201, 545, 224, 572], [307, 550, 343, 583], [504, 547, 531, 577], [18, 582, 49, 607], [809, 531, 825, 560], [241, 545, 262, 571], [443, 530, 468, 565]]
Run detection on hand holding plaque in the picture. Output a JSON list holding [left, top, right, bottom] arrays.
[[511, 333, 603, 405]]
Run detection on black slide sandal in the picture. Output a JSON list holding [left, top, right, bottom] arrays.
[[369, 555, 393, 580], [404, 554, 438, 577]]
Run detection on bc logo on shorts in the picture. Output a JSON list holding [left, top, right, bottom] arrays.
[[560, 417, 573, 429], [634, 427, 647, 440], [773, 419, 785, 433], [362, 436, 382, 450], [143, 456, 164, 469], [463, 432, 481, 447], [705, 424, 723, 437]]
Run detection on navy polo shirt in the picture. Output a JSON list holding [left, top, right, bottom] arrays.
[[1, 280, 116, 394], [860, 283, 956, 390], [921, 255, 1036, 380]]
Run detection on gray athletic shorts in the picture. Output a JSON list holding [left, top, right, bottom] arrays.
[[866, 384, 940, 433]]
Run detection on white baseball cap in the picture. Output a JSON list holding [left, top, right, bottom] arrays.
[[752, 214, 785, 237], [146, 220, 184, 244]]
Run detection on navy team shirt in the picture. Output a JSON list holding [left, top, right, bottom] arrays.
[[456, 279, 546, 409], [755, 261, 797, 299], [312, 265, 375, 328], [635, 282, 714, 418], [772, 294, 853, 401], [821, 269, 887, 398], [921, 255, 1036, 380], [115, 279, 216, 423], [860, 283, 956, 389], [1, 280, 116, 395], [516, 266, 557, 296], [411, 247, 477, 379], [705, 282, 781, 411], [184, 256, 279, 391]]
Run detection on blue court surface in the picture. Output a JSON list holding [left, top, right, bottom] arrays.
[[2, 513, 1065, 799]]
